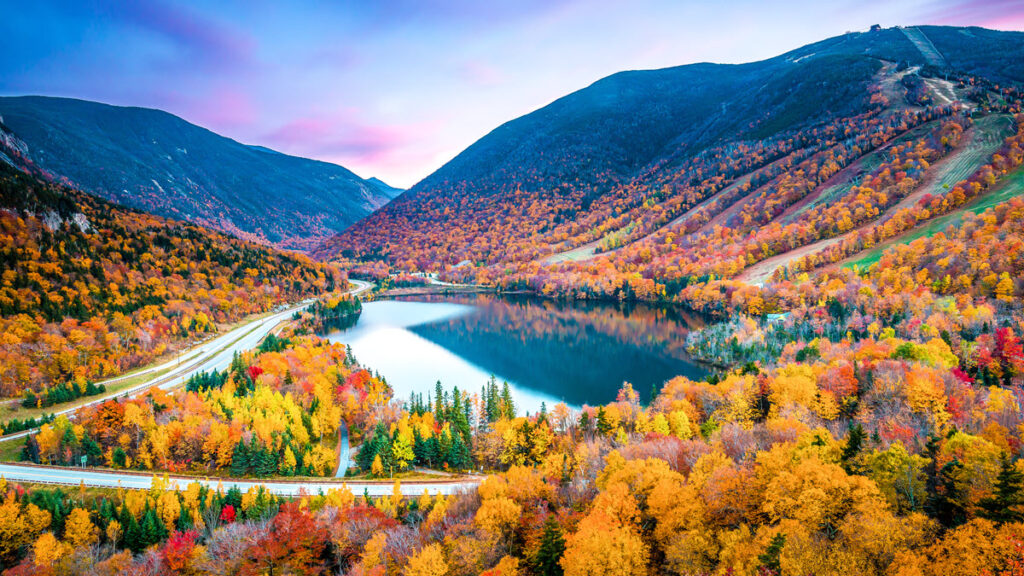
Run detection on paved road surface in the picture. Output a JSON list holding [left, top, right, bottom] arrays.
[[336, 422, 354, 478], [2, 278, 374, 440], [0, 463, 478, 496], [0, 278, 483, 495], [0, 302, 313, 440]]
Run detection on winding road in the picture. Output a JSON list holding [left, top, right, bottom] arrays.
[[0, 278, 481, 495], [1, 300, 315, 440]]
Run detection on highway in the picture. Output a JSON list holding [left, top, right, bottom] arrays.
[[0, 463, 479, 496], [0, 278, 484, 495], [2, 278, 374, 439], [0, 302, 312, 440]]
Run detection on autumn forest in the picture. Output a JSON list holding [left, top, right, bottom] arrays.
[[2, 20, 1024, 576]]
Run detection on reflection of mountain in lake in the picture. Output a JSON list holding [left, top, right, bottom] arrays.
[[407, 294, 709, 406]]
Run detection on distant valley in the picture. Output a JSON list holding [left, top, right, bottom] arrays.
[[0, 96, 401, 251]]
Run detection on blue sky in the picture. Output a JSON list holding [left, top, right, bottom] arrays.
[[1, 0, 1022, 187]]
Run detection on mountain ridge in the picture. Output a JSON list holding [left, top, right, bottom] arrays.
[[0, 95, 401, 251], [314, 25, 1024, 269]]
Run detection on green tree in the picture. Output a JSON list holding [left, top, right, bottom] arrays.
[[841, 423, 866, 473], [758, 533, 786, 574], [979, 457, 1024, 525], [534, 515, 566, 576]]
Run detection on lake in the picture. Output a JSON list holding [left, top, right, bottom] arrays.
[[324, 293, 710, 413]]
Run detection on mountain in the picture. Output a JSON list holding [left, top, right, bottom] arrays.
[[0, 96, 402, 251], [0, 148, 342, 395], [315, 25, 1024, 269]]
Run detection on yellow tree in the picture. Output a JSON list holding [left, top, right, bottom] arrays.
[[33, 532, 70, 567], [475, 496, 522, 539], [64, 508, 98, 549], [561, 507, 649, 576], [0, 493, 51, 565], [405, 543, 448, 576]]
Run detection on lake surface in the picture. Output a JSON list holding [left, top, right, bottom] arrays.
[[324, 294, 710, 413]]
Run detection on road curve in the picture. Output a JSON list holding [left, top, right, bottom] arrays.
[[0, 279, 484, 496], [0, 463, 480, 496], [3, 278, 373, 440], [0, 302, 313, 440]]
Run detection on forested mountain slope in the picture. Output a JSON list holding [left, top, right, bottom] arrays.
[[0, 150, 341, 396], [316, 26, 1024, 282], [0, 96, 401, 251]]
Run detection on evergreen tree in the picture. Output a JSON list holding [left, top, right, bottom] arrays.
[[448, 432, 473, 471], [596, 407, 612, 436], [253, 439, 276, 477], [435, 381, 445, 415], [412, 428, 427, 465], [533, 515, 566, 576], [140, 507, 163, 548], [758, 533, 786, 574], [841, 423, 866, 473], [176, 504, 194, 531], [224, 486, 243, 510], [425, 436, 441, 468], [111, 447, 127, 468], [81, 433, 103, 465], [123, 507, 143, 552], [931, 459, 968, 529], [500, 382, 515, 419], [979, 457, 1024, 524], [230, 441, 250, 476], [578, 412, 591, 437]]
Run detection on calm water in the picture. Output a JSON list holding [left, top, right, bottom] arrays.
[[324, 294, 709, 413]]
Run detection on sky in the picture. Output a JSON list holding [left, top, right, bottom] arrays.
[[1, 1, 1023, 188]]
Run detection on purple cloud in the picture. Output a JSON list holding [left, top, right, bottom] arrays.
[[111, 0, 255, 71], [923, 0, 1024, 28], [3, 0, 1024, 188], [266, 113, 414, 162]]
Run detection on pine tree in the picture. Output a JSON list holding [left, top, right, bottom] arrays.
[[81, 433, 103, 465], [931, 459, 968, 529], [841, 423, 865, 473], [500, 382, 515, 419], [448, 432, 472, 471], [425, 436, 441, 468], [578, 412, 591, 438], [596, 407, 612, 436], [230, 441, 250, 476], [176, 504, 194, 531], [254, 440, 276, 477], [122, 506, 143, 552], [534, 515, 566, 576], [224, 486, 243, 510], [979, 457, 1024, 524], [140, 508, 162, 548], [435, 381, 445, 415], [412, 429, 427, 465], [758, 533, 786, 574]]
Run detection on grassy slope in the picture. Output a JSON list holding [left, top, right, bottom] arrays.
[[738, 113, 1013, 283], [845, 164, 1024, 269]]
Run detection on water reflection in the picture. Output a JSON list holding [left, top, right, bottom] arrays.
[[324, 294, 709, 413]]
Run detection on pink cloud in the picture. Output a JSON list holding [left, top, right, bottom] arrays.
[[922, 0, 1024, 29], [197, 87, 257, 128], [265, 111, 432, 164], [459, 60, 506, 86]]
